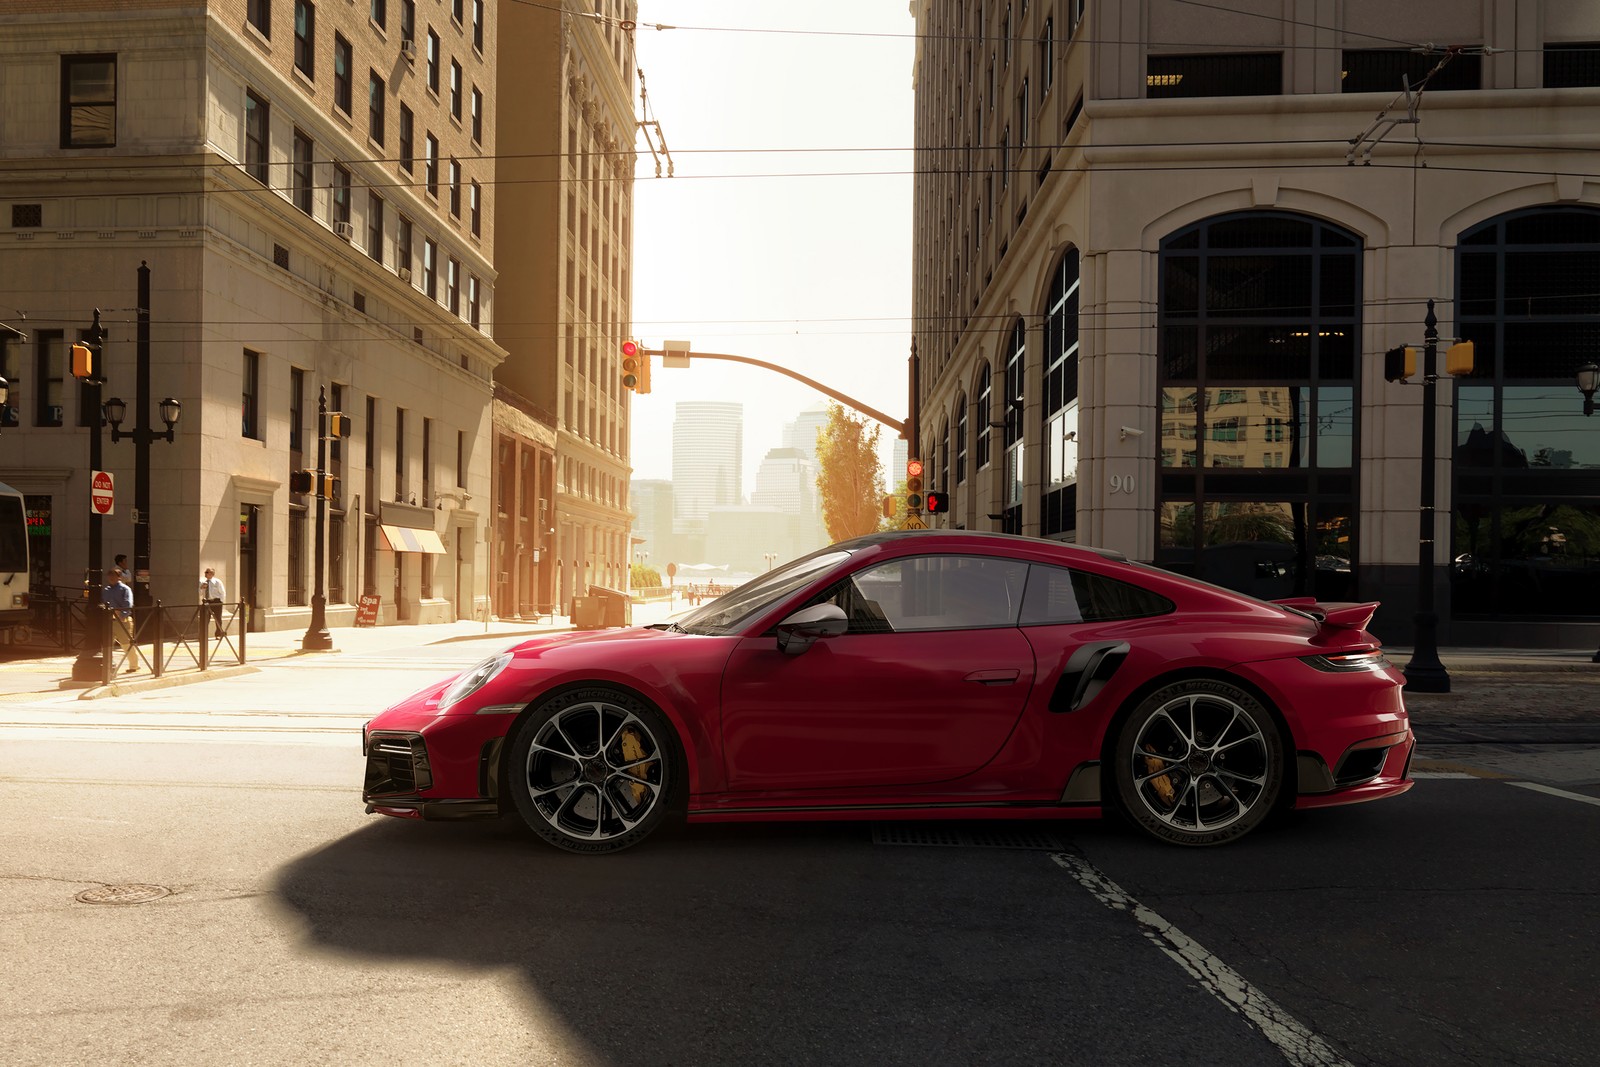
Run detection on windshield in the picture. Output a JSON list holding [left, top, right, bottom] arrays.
[[674, 550, 852, 636]]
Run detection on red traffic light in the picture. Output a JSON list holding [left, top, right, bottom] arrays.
[[906, 458, 924, 479], [925, 491, 949, 514], [621, 340, 638, 357]]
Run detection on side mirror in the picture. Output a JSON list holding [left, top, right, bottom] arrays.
[[775, 603, 848, 656]]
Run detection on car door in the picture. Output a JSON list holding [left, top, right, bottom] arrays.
[[719, 553, 1036, 791]]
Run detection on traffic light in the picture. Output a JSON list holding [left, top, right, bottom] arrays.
[[621, 340, 651, 394], [1445, 340, 1475, 377], [881, 494, 898, 519], [328, 412, 352, 437], [70, 343, 101, 383], [1384, 345, 1417, 383], [905, 458, 924, 510], [317, 474, 338, 499], [925, 490, 949, 514], [289, 470, 314, 495]]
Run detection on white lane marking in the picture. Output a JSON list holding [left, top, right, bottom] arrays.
[[1507, 781, 1600, 809], [1052, 852, 1354, 1067], [1411, 771, 1475, 779]]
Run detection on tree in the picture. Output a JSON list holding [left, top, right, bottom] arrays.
[[815, 402, 885, 543]]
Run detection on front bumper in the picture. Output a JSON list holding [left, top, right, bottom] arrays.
[[363, 728, 506, 820]]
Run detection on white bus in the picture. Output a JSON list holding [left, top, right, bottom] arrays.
[[0, 481, 30, 640]]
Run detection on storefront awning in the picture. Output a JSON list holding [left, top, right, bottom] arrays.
[[379, 524, 446, 554]]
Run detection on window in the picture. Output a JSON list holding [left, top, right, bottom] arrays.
[[333, 33, 352, 112], [955, 392, 968, 484], [1038, 18, 1053, 94], [1001, 320, 1026, 533], [469, 180, 481, 236], [452, 0, 464, 26], [332, 163, 351, 234], [294, 1, 315, 78], [1545, 43, 1600, 88], [398, 104, 414, 172], [472, 0, 483, 52], [976, 363, 992, 470], [292, 130, 314, 214], [394, 406, 408, 501], [1147, 53, 1282, 98], [249, 0, 271, 37], [1041, 249, 1081, 538], [0, 338, 19, 427], [1342, 49, 1481, 94], [422, 417, 433, 507], [424, 133, 438, 196], [289, 367, 305, 455], [447, 258, 460, 314], [1452, 206, 1600, 620], [1017, 77, 1029, 145], [370, 0, 386, 30], [813, 555, 1029, 633], [1157, 212, 1361, 601], [448, 159, 461, 217], [400, 0, 414, 48], [397, 214, 413, 277], [426, 29, 440, 94], [468, 275, 480, 328], [367, 193, 384, 264], [450, 60, 462, 121], [470, 86, 482, 143], [457, 430, 466, 486], [423, 238, 437, 298], [1019, 564, 1175, 625], [368, 71, 386, 144], [61, 55, 117, 148], [34, 332, 65, 428], [244, 90, 269, 184], [242, 349, 261, 439], [288, 506, 306, 606]]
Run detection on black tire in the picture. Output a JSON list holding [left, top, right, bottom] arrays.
[[1113, 677, 1284, 847], [507, 687, 679, 854]]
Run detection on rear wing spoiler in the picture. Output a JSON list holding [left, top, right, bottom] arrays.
[[1272, 598, 1379, 633]]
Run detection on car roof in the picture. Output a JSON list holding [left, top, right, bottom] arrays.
[[831, 528, 1130, 564]]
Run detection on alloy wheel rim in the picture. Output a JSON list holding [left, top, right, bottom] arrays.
[[1131, 693, 1269, 832], [526, 701, 664, 841]]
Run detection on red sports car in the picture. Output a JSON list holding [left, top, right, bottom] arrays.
[[362, 531, 1413, 853]]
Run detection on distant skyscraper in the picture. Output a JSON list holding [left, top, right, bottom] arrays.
[[893, 438, 909, 485], [672, 401, 744, 530], [784, 406, 831, 467]]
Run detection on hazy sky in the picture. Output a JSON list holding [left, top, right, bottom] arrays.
[[627, 1, 916, 492]]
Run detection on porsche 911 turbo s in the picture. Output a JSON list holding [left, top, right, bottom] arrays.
[[362, 530, 1413, 853]]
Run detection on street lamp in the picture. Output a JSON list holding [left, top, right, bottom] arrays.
[[763, 552, 778, 571], [102, 264, 179, 610], [1578, 362, 1598, 417], [301, 386, 334, 651], [1399, 301, 1450, 693]]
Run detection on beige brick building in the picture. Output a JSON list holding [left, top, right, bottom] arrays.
[[0, 0, 502, 629], [911, 0, 1600, 648]]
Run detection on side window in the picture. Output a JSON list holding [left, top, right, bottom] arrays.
[[814, 555, 1028, 633], [1021, 564, 1175, 624]]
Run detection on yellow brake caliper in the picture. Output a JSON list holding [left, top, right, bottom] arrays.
[[1142, 745, 1176, 806], [619, 727, 653, 807]]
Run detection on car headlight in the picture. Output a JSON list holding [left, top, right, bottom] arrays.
[[438, 651, 514, 711]]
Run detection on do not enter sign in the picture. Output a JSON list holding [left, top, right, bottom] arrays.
[[91, 470, 115, 516]]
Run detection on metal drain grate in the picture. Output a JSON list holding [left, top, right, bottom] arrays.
[[871, 824, 1068, 851]]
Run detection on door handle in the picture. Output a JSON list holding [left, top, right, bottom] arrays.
[[964, 669, 1020, 685]]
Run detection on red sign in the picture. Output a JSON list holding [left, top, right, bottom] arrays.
[[90, 470, 115, 516], [354, 593, 382, 628]]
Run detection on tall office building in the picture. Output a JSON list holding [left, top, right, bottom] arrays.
[[911, 0, 1600, 648], [670, 401, 743, 531], [0, 0, 501, 629], [494, 0, 637, 615]]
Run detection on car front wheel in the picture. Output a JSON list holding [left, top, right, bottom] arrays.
[[508, 687, 677, 854], [1113, 678, 1283, 846]]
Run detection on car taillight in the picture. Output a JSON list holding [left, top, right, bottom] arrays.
[[1300, 650, 1391, 673]]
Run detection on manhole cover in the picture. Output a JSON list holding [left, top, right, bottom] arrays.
[[75, 884, 171, 905]]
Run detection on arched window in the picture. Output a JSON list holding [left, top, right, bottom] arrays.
[[1452, 207, 1600, 620], [955, 391, 968, 485], [1042, 248, 1080, 538], [1002, 319, 1027, 534], [938, 419, 950, 503], [975, 363, 993, 471], [1157, 212, 1361, 600]]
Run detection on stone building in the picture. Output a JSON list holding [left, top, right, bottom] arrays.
[[910, 0, 1600, 647]]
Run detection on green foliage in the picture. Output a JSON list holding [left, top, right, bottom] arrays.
[[631, 563, 661, 588], [814, 402, 886, 543]]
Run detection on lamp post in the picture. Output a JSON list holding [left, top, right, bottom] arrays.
[[302, 386, 333, 651], [763, 552, 777, 571], [1402, 300, 1450, 693], [103, 265, 180, 610]]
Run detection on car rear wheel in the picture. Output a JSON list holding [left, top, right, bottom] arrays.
[[508, 687, 677, 854], [1113, 678, 1283, 847]]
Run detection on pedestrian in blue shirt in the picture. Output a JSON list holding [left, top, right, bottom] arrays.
[[101, 568, 140, 673]]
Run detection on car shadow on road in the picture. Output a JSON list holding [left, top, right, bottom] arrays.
[[271, 814, 1282, 1067]]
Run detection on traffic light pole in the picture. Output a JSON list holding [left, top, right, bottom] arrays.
[[70, 310, 109, 682], [1402, 300, 1450, 693], [646, 349, 905, 436]]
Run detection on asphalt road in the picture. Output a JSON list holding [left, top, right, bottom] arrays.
[[2, 637, 1597, 1066]]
